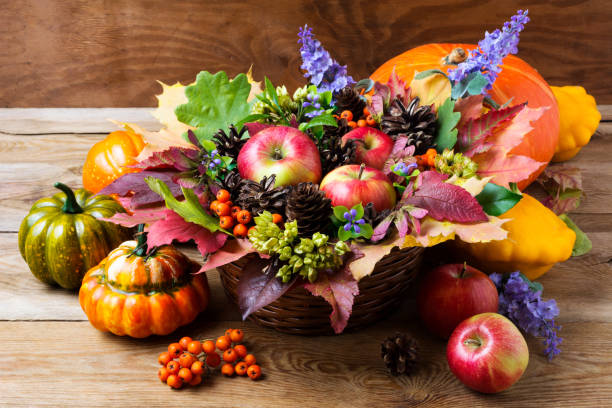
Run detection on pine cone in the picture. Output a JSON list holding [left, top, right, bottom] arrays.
[[235, 175, 290, 216], [334, 86, 366, 120], [381, 97, 437, 155], [318, 119, 356, 175], [285, 182, 332, 237], [212, 125, 247, 159], [381, 333, 418, 376], [219, 169, 250, 201]]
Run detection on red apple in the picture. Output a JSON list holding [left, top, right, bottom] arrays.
[[319, 164, 396, 211], [447, 313, 529, 393], [237, 126, 321, 186], [417, 263, 499, 339], [341, 127, 394, 170]]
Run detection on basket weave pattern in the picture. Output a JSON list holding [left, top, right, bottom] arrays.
[[218, 246, 425, 335]]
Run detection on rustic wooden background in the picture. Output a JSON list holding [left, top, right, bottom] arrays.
[[1, 0, 611, 107]]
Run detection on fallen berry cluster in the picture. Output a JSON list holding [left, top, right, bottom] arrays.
[[157, 328, 262, 389]]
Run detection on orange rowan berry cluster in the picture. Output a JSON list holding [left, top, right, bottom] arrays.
[[209, 190, 255, 238], [415, 148, 437, 168], [157, 329, 262, 389], [338, 107, 377, 129]]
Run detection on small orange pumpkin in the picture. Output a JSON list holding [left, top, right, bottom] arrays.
[[371, 43, 560, 189], [79, 231, 209, 338], [82, 130, 145, 193]]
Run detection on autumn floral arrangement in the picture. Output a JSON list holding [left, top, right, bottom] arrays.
[[83, 9, 567, 337]]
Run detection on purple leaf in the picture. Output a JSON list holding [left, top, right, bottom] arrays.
[[237, 258, 297, 320], [456, 103, 525, 157], [386, 68, 411, 105], [371, 214, 394, 242], [369, 82, 390, 116], [536, 165, 583, 215], [147, 209, 228, 255], [394, 211, 409, 239], [245, 122, 272, 137], [403, 171, 488, 223], [133, 146, 200, 171], [303, 250, 363, 334], [98, 171, 183, 207], [102, 208, 167, 227], [199, 239, 257, 271]]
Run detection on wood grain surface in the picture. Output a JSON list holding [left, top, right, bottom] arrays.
[[1, 0, 611, 107], [0, 108, 611, 406]]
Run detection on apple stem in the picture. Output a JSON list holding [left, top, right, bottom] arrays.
[[272, 147, 283, 160], [463, 338, 482, 347], [358, 163, 365, 180], [459, 262, 467, 279]]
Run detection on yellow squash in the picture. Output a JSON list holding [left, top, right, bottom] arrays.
[[454, 194, 575, 280], [551, 86, 601, 162]]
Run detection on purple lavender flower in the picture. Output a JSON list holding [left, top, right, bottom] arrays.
[[448, 10, 530, 90], [491, 271, 562, 360], [393, 162, 418, 177], [298, 25, 354, 94]]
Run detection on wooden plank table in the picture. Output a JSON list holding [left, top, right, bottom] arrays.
[[1, 108, 611, 407]]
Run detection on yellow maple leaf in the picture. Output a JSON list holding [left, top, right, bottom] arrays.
[[151, 81, 194, 137], [446, 175, 492, 196], [410, 71, 451, 110], [110, 121, 195, 162], [246, 65, 262, 102], [402, 215, 509, 247]]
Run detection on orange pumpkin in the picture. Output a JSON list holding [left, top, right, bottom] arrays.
[[82, 130, 145, 193], [371, 43, 560, 189], [79, 236, 209, 338]]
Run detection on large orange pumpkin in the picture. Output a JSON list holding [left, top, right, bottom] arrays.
[[82, 130, 145, 193], [371, 44, 560, 189], [79, 236, 209, 338]]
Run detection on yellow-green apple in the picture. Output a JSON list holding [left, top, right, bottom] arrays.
[[417, 263, 499, 338], [341, 127, 394, 170], [319, 164, 396, 211], [447, 313, 529, 393], [237, 126, 321, 186]]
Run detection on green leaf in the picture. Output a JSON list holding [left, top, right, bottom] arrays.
[[201, 139, 216, 152], [301, 113, 338, 130], [466, 72, 489, 96], [145, 177, 228, 234], [435, 98, 461, 151], [357, 223, 373, 239], [338, 227, 352, 241], [175, 71, 252, 142], [236, 113, 270, 128], [264, 77, 280, 109], [414, 69, 448, 80], [559, 214, 592, 256], [354, 78, 374, 93], [333, 205, 349, 221], [476, 183, 523, 216], [352, 203, 364, 220]]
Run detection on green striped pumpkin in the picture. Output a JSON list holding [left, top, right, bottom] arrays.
[[18, 183, 132, 289]]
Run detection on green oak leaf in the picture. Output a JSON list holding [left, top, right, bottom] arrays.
[[175, 71, 252, 143], [435, 97, 461, 152]]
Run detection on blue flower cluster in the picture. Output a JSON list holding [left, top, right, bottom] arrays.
[[298, 25, 354, 94], [393, 162, 418, 177], [206, 149, 222, 170], [343, 208, 365, 234], [303, 92, 326, 118], [490, 272, 562, 360], [448, 10, 530, 90]]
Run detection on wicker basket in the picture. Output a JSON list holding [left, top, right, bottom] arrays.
[[218, 246, 425, 335]]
